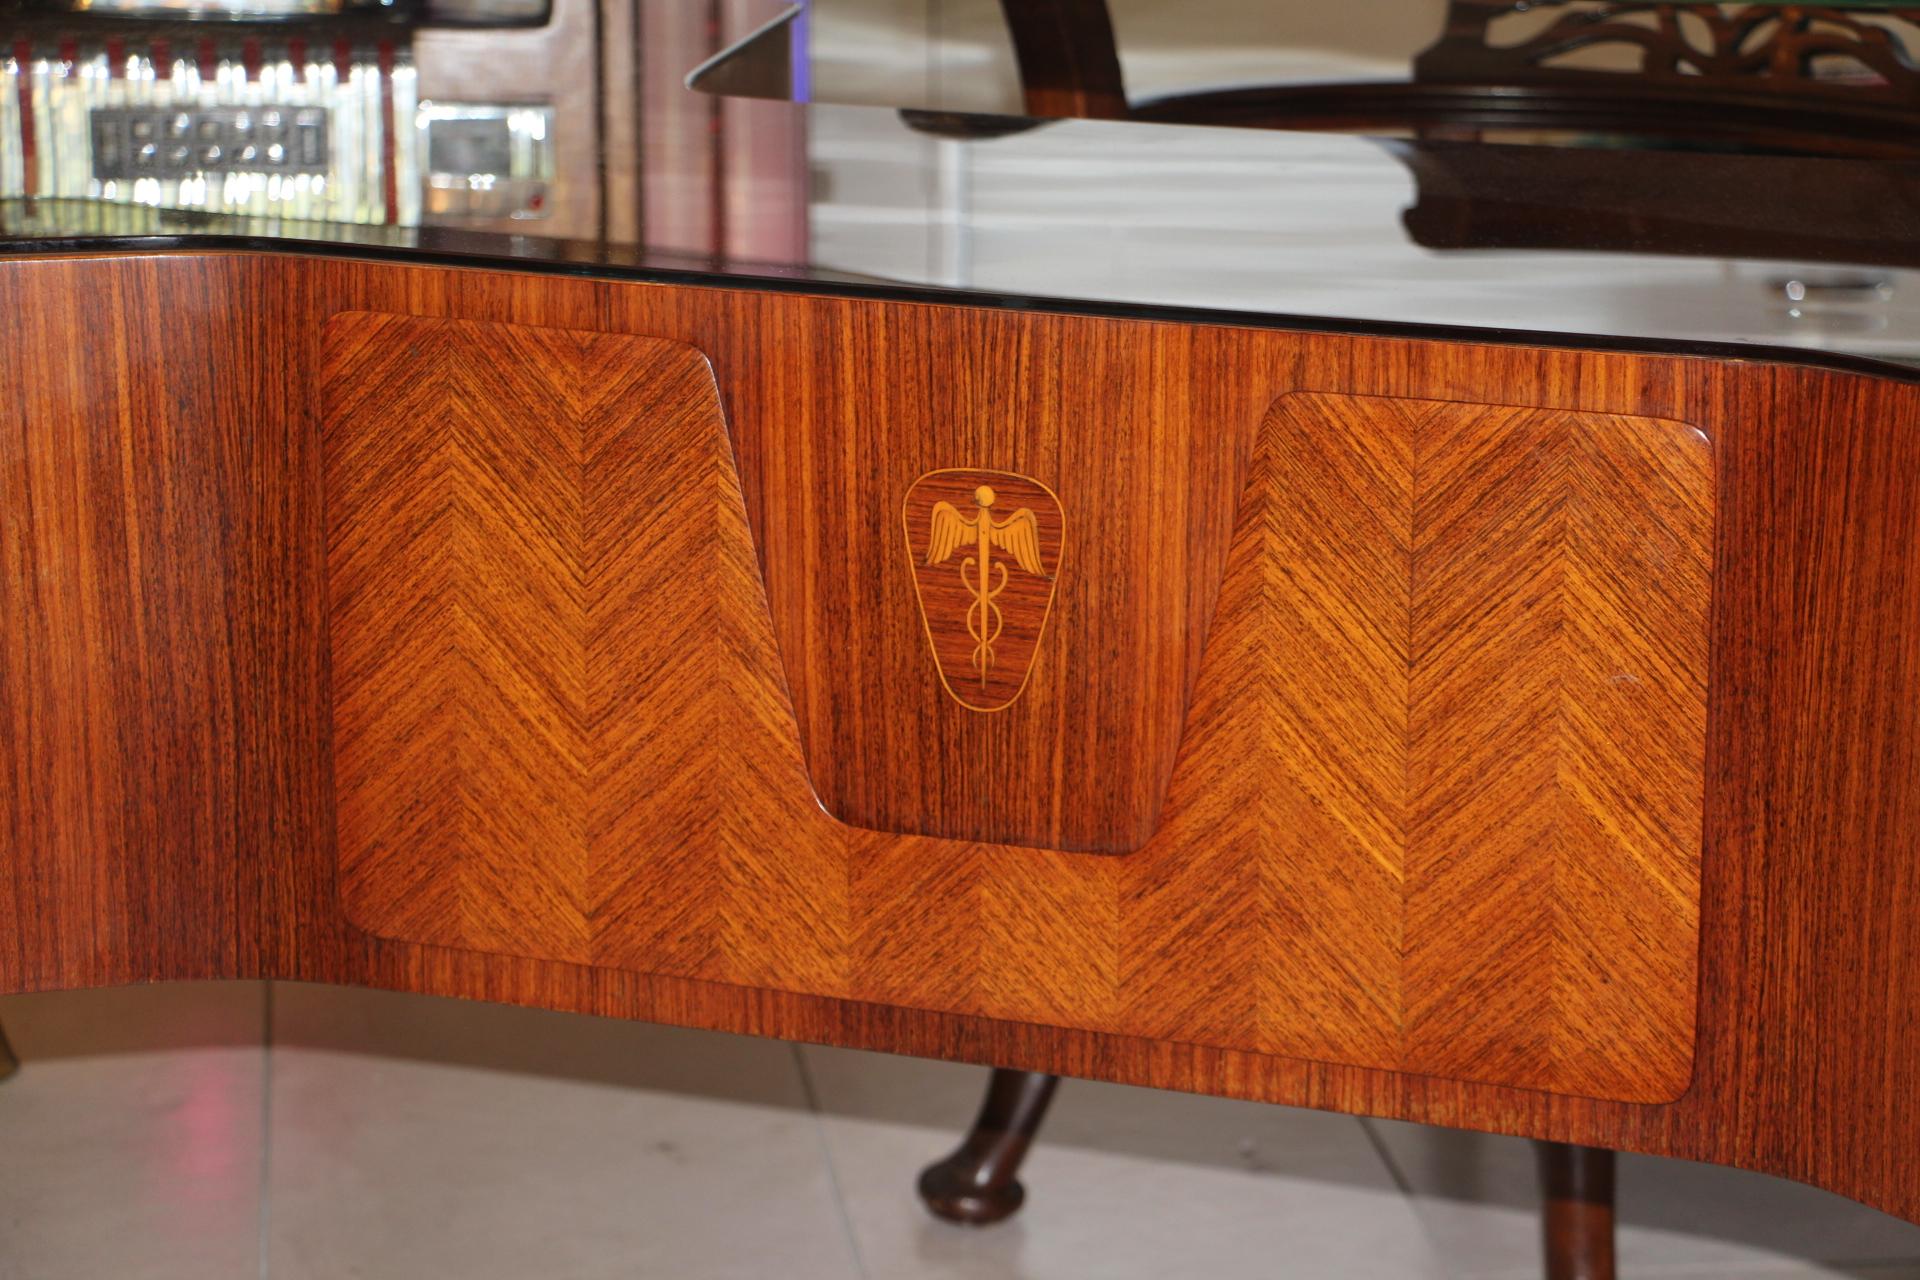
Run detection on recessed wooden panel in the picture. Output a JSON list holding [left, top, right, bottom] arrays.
[[744, 310, 1251, 859], [1119, 392, 1712, 1095], [325, 313, 848, 988], [1190, 397, 1704, 1090], [327, 319, 1708, 1103]]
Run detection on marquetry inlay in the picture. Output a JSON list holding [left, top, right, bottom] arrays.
[[903, 469, 1064, 713], [325, 317, 1710, 1104]]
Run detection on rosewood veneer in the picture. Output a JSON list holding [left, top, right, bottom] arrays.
[[3, 248, 1918, 1229]]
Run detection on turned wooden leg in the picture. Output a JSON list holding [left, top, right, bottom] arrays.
[[918, 1068, 1060, 1225], [1539, 1141, 1616, 1280], [0, 1014, 16, 1080]]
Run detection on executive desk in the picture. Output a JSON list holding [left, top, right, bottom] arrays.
[[4, 1, 1920, 1249]]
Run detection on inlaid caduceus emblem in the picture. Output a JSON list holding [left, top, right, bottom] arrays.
[[924, 485, 1042, 687], [903, 469, 1063, 712]]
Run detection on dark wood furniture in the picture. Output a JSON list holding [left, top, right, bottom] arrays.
[[991, 0, 1920, 151], [932, 1, 1920, 268], [4, 245, 1920, 1250], [923, 1070, 1621, 1279], [918, 1068, 1060, 1226], [1541, 1142, 1618, 1280]]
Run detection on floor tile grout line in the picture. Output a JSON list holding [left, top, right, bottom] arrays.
[[791, 1044, 873, 1280], [258, 980, 275, 1280]]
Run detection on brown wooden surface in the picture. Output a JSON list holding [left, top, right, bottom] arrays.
[[723, 293, 1255, 856], [320, 319, 1709, 1102], [3, 250, 1920, 1225], [1540, 1141, 1618, 1280], [995, 0, 1130, 121], [1143, 392, 1711, 1097], [327, 310, 849, 988]]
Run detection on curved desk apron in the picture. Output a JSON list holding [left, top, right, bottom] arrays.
[[1, 234, 1916, 1225]]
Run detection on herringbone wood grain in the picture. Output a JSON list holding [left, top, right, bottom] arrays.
[[326, 320, 1709, 1103], [327, 315, 848, 984], [1116, 393, 1709, 1094]]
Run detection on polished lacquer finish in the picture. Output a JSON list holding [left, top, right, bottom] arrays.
[[2, 250, 1918, 1224]]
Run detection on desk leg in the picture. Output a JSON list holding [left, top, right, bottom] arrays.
[[0, 1014, 15, 1080], [1539, 1141, 1616, 1280], [918, 1069, 1060, 1225]]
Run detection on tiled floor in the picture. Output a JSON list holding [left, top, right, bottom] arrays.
[[1, 982, 1918, 1278]]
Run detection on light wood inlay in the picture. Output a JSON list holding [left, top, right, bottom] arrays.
[[326, 320, 1709, 1103], [903, 468, 1065, 713]]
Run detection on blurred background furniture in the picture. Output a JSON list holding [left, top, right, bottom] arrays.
[[905, 0, 1920, 268], [989, 0, 1920, 148]]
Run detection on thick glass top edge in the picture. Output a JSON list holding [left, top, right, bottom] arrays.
[[6, 220, 1917, 387]]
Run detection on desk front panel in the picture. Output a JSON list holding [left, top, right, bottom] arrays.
[[2, 250, 1914, 1223]]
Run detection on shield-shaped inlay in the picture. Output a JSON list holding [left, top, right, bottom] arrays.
[[902, 468, 1064, 712]]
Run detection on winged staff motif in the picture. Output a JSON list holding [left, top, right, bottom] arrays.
[[924, 485, 1047, 689]]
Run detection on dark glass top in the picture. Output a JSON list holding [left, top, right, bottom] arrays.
[[5, 0, 1920, 370]]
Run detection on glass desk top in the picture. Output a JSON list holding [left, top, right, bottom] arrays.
[[4, 0, 1920, 370]]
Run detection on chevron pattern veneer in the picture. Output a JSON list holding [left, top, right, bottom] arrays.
[[325, 318, 1711, 1103], [1120, 393, 1713, 1098], [325, 313, 845, 985]]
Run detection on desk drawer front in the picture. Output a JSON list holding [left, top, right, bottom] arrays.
[[324, 312, 1710, 1103]]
